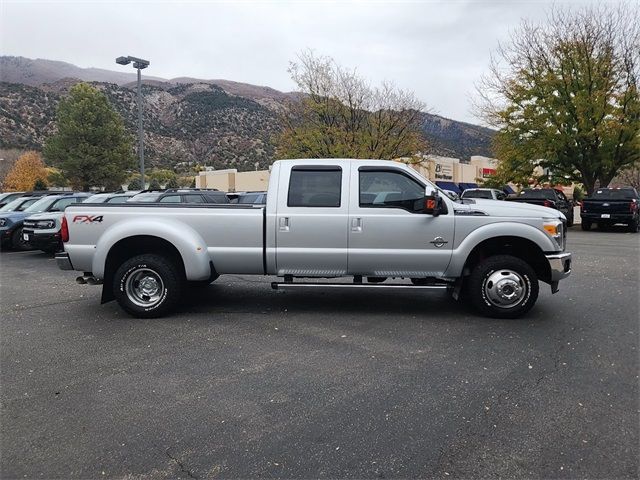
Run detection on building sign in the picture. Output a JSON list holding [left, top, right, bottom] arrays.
[[434, 162, 454, 180], [482, 168, 496, 178]]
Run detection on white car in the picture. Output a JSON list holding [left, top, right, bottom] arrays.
[[461, 188, 507, 201]]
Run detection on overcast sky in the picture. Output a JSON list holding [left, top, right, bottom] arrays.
[[1, 0, 614, 123]]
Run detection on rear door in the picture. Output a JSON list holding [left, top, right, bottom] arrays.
[[275, 163, 350, 276], [348, 166, 455, 277]]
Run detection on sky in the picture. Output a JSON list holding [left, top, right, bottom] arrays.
[[0, 0, 614, 124]]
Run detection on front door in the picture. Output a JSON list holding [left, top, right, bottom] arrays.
[[348, 166, 454, 277], [275, 162, 350, 276]]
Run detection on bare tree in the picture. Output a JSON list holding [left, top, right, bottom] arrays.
[[278, 50, 428, 160]]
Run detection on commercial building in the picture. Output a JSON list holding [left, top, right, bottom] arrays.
[[195, 155, 503, 193]]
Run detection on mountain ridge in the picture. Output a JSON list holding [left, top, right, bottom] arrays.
[[0, 56, 495, 170]]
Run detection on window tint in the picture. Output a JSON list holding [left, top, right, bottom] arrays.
[[50, 197, 78, 211], [463, 190, 492, 199], [185, 195, 205, 203], [238, 194, 258, 204], [159, 195, 182, 203], [359, 170, 424, 211], [106, 196, 130, 203], [287, 168, 341, 207]]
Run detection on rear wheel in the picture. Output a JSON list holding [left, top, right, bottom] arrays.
[[628, 216, 639, 233], [113, 254, 183, 318], [566, 211, 574, 227], [581, 219, 592, 231], [467, 255, 539, 319]]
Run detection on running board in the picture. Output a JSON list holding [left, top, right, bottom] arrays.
[[271, 282, 449, 290]]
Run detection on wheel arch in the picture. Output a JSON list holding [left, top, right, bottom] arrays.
[[459, 236, 552, 284]]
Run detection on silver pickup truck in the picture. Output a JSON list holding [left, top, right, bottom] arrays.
[[56, 159, 572, 319]]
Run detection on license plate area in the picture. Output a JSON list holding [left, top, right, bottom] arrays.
[[23, 233, 30, 241], [601, 213, 611, 218]]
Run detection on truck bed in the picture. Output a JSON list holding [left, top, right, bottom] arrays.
[[63, 203, 267, 277]]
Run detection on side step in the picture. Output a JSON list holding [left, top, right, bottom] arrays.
[[271, 282, 449, 290]]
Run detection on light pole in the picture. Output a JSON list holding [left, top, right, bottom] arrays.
[[116, 55, 150, 188]]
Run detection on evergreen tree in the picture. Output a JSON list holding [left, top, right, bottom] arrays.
[[44, 83, 135, 191]]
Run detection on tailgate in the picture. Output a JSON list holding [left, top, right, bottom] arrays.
[[582, 200, 631, 214]]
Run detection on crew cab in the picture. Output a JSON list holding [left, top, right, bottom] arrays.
[[507, 188, 574, 226], [57, 159, 572, 319], [580, 187, 639, 232]]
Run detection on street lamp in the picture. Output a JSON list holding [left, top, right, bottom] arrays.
[[116, 55, 150, 187]]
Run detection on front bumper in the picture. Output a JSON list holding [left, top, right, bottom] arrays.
[[55, 252, 74, 270], [22, 229, 61, 251], [546, 252, 572, 293]]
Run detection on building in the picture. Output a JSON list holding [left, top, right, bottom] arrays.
[[194, 155, 503, 193]]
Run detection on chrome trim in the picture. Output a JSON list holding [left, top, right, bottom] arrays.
[[546, 252, 572, 282], [55, 252, 73, 271]]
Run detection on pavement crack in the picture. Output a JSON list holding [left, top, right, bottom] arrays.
[[165, 448, 198, 479]]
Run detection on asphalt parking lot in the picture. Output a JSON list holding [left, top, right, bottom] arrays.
[[1, 228, 638, 479]]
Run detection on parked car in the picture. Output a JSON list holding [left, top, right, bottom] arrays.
[[84, 192, 141, 204], [0, 196, 42, 213], [0, 192, 25, 208], [9, 194, 90, 252], [441, 190, 460, 201], [128, 189, 229, 204], [57, 159, 571, 320], [461, 188, 507, 200], [507, 188, 574, 226], [580, 187, 639, 232]]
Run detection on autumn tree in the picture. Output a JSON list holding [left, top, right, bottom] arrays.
[[44, 83, 135, 191], [2, 151, 48, 191], [475, 5, 640, 195], [277, 50, 427, 160]]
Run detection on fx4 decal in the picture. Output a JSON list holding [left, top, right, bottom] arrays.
[[73, 215, 104, 224]]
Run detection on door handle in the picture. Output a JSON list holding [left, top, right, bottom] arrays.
[[279, 217, 290, 232], [351, 217, 362, 232]]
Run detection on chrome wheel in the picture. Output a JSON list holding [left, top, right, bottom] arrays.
[[125, 268, 165, 308], [483, 269, 527, 309]]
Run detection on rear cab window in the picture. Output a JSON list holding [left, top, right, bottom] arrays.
[[287, 167, 342, 207]]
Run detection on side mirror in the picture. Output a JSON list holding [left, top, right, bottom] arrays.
[[423, 188, 442, 216]]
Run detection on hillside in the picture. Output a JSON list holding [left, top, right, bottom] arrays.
[[0, 56, 495, 170]]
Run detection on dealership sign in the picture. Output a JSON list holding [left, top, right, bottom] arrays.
[[435, 163, 454, 180], [482, 168, 496, 178]]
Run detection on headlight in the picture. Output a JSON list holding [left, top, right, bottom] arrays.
[[36, 220, 56, 229], [543, 220, 564, 250]]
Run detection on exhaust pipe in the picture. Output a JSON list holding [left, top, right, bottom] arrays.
[[76, 274, 102, 285]]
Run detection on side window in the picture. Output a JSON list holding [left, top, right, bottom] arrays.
[[496, 192, 507, 200], [159, 195, 181, 203], [50, 198, 76, 211], [185, 195, 205, 203], [359, 170, 424, 212], [287, 168, 342, 207]]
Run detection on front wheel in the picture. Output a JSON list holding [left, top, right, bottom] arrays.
[[581, 219, 592, 231], [113, 254, 183, 318], [467, 255, 539, 319]]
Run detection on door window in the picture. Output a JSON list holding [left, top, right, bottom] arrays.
[[184, 195, 205, 203], [287, 168, 342, 207], [359, 170, 424, 212]]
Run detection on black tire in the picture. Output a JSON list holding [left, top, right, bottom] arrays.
[[581, 220, 592, 231], [628, 216, 639, 233], [113, 254, 183, 318], [467, 255, 539, 319], [11, 227, 31, 251]]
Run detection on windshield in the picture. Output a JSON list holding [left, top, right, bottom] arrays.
[[84, 194, 110, 203], [463, 190, 493, 199], [24, 196, 59, 213], [128, 193, 162, 202], [0, 198, 27, 212], [590, 189, 636, 200], [519, 189, 555, 199]]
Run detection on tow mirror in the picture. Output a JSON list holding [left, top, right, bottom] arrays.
[[423, 187, 442, 217]]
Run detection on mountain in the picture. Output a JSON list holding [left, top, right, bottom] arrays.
[[0, 56, 494, 171]]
